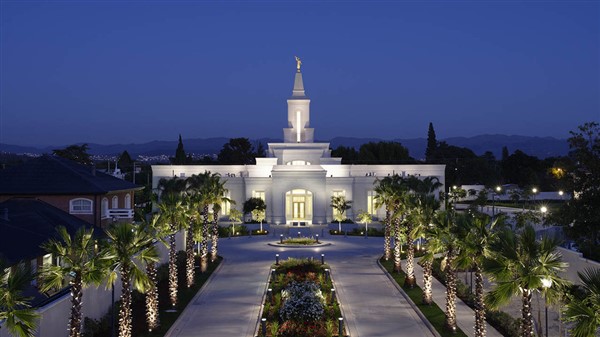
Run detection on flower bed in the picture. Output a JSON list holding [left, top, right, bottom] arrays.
[[260, 258, 346, 337], [280, 237, 319, 245]]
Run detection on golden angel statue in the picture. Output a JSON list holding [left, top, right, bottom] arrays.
[[295, 56, 302, 71]]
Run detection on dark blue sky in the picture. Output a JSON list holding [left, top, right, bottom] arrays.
[[1, 1, 598, 147]]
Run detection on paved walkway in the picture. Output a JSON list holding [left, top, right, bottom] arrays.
[[165, 232, 500, 337], [165, 234, 435, 337]]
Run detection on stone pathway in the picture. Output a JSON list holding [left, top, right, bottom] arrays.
[[166, 232, 512, 337], [165, 234, 435, 337]]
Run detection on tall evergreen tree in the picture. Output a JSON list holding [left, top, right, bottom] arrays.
[[501, 146, 509, 162], [425, 122, 437, 162], [174, 134, 187, 165]]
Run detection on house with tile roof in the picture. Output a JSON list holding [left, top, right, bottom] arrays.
[[0, 155, 143, 228]]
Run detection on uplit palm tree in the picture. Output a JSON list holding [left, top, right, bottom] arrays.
[[208, 173, 232, 261], [104, 222, 159, 337], [408, 193, 440, 304], [404, 176, 442, 287], [40, 227, 104, 337], [484, 225, 568, 337], [563, 268, 600, 337], [156, 176, 186, 307], [0, 260, 38, 337], [138, 213, 168, 332], [228, 208, 242, 236], [330, 195, 352, 233], [454, 214, 503, 337], [374, 176, 399, 261], [356, 209, 372, 235], [424, 211, 461, 332]]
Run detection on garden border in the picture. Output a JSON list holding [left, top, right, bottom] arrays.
[[163, 258, 225, 337], [377, 258, 442, 337]]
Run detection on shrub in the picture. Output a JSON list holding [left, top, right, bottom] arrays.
[[280, 281, 325, 322], [278, 320, 326, 337]]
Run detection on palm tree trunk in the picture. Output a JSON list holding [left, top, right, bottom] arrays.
[[422, 260, 433, 305], [393, 216, 402, 273], [521, 288, 534, 337], [445, 249, 458, 332], [384, 207, 391, 260], [119, 265, 133, 337], [145, 262, 159, 332], [185, 219, 195, 288], [168, 228, 178, 307], [68, 274, 83, 337], [405, 221, 416, 287], [474, 264, 486, 337], [201, 205, 209, 272], [211, 209, 219, 262]]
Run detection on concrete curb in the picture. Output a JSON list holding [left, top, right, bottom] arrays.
[[164, 257, 226, 337], [253, 263, 351, 337], [267, 242, 333, 248], [377, 258, 442, 337]]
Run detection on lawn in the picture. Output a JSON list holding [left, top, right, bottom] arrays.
[[379, 258, 468, 337]]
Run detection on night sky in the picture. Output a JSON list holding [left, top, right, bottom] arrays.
[[1, 1, 598, 147]]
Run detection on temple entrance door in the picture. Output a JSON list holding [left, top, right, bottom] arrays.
[[285, 189, 313, 224]]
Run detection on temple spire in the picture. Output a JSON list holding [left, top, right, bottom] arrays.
[[292, 56, 306, 98]]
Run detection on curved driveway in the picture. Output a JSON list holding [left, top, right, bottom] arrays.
[[165, 232, 434, 337]]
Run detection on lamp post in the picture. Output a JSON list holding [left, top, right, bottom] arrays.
[[493, 186, 501, 217], [558, 190, 564, 200], [540, 206, 547, 225], [541, 277, 553, 337]]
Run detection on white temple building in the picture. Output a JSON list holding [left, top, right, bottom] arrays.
[[152, 64, 445, 225]]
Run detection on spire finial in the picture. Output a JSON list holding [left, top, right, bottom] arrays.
[[295, 56, 302, 72]]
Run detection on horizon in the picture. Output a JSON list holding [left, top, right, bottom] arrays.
[[1, 132, 569, 149], [1, 1, 598, 147]]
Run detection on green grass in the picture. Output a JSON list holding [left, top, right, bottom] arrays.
[[134, 257, 222, 337], [380, 259, 468, 337]]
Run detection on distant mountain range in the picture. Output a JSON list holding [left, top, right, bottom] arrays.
[[0, 134, 569, 160]]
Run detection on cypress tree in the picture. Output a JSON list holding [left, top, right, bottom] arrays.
[[425, 122, 437, 162], [174, 134, 187, 165]]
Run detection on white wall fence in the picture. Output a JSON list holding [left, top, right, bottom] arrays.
[[0, 231, 183, 337]]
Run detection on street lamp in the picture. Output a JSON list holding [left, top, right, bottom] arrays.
[[540, 206, 547, 225], [493, 186, 501, 216], [541, 277, 553, 337]]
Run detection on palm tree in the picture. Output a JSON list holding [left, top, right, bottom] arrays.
[[408, 193, 440, 304], [228, 207, 242, 237], [330, 195, 352, 233], [208, 173, 231, 261], [374, 176, 397, 261], [138, 213, 168, 332], [563, 268, 600, 337], [0, 260, 38, 337], [423, 211, 461, 332], [484, 225, 568, 337], [454, 214, 503, 337], [356, 209, 372, 237], [104, 222, 159, 337], [156, 176, 186, 307], [40, 227, 104, 337]]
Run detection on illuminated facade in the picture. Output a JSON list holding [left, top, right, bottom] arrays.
[[152, 66, 445, 225]]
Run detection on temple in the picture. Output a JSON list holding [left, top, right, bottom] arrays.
[[152, 61, 445, 225]]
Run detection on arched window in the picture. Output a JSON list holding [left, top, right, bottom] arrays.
[[101, 198, 109, 218], [70, 198, 93, 214], [112, 196, 119, 209], [124, 194, 131, 209]]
